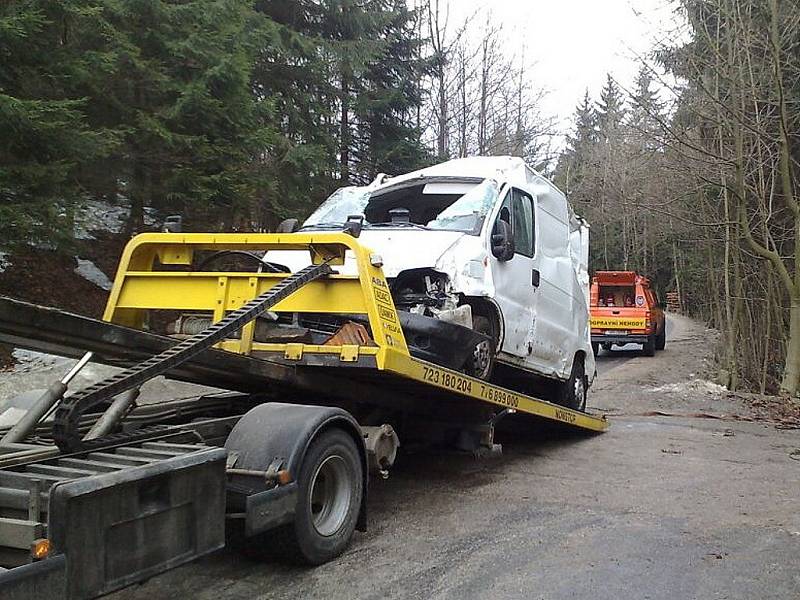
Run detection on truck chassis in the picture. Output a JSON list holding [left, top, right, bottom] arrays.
[[0, 232, 607, 599]]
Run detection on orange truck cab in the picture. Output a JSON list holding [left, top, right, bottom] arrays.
[[589, 271, 666, 357]]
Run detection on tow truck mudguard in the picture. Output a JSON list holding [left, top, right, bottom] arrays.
[[224, 403, 368, 537], [0, 447, 227, 600]]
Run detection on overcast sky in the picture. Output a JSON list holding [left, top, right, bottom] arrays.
[[447, 0, 682, 135]]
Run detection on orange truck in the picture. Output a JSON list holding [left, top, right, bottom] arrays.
[[589, 271, 666, 357]]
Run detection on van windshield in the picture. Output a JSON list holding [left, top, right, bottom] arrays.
[[302, 179, 499, 235]]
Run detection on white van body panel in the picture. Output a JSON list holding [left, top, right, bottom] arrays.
[[268, 156, 595, 385]]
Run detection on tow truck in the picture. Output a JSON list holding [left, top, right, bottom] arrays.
[[590, 271, 666, 356], [0, 232, 607, 599]]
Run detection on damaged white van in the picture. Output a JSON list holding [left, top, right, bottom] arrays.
[[270, 157, 595, 410]]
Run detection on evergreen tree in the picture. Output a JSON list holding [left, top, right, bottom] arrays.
[[628, 67, 664, 152], [596, 74, 626, 140], [78, 0, 272, 232], [352, 0, 430, 183], [0, 1, 119, 248], [555, 89, 597, 193]]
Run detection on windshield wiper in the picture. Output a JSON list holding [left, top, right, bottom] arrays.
[[367, 222, 429, 230], [297, 222, 344, 231]]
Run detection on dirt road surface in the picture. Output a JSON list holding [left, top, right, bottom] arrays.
[[101, 314, 796, 599]]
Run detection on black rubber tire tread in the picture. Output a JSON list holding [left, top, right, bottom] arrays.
[[591, 342, 600, 357], [557, 355, 587, 411], [643, 334, 656, 357], [655, 325, 666, 350], [244, 429, 363, 565], [469, 315, 496, 381]]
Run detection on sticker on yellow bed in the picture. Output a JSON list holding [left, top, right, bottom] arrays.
[[591, 317, 646, 329]]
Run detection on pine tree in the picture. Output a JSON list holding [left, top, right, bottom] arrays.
[[555, 90, 597, 193], [78, 0, 272, 232], [628, 67, 664, 152], [352, 0, 430, 183], [596, 74, 626, 140], [0, 1, 119, 249]]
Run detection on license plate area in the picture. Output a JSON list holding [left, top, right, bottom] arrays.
[[607, 330, 627, 335]]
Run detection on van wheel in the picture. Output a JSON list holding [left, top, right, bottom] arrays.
[[643, 335, 656, 357], [557, 355, 587, 411], [468, 315, 496, 381]]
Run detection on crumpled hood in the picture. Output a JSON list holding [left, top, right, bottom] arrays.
[[263, 229, 468, 278], [351, 230, 465, 277]]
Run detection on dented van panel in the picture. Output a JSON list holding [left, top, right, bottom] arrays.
[[267, 156, 594, 389]]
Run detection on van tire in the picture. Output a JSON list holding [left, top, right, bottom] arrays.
[[557, 355, 587, 411], [469, 315, 496, 381], [643, 335, 656, 357]]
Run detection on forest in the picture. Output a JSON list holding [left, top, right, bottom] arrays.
[[0, 0, 798, 398]]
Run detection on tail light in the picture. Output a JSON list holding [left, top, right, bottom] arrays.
[[645, 309, 652, 331]]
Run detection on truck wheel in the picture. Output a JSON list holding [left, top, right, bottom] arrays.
[[643, 335, 656, 357], [275, 429, 363, 565], [469, 315, 496, 380], [591, 342, 600, 357], [655, 327, 666, 351], [557, 355, 587, 411], [601, 342, 612, 352], [293, 429, 363, 564]]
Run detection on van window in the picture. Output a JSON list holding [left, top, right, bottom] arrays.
[[511, 189, 535, 257]]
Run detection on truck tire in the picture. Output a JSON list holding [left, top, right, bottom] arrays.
[[557, 355, 587, 411], [591, 342, 600, 357], [655, 326, 666, 351], [286, 428, 363, 565], [643, 334, 656, 357]]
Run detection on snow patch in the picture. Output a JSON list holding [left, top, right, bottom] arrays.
[[0, 252, 9, 273], [74, 257, 113, 291], [650, 380, 727, 396], [73, 199, 157, 240], [10, 349, 64, 372]]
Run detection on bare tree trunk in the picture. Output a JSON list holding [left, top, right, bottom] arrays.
[[340, 65, 351, 183]]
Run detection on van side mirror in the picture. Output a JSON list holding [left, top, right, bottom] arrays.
[[491, 220, 515, 261], [276, 218, 300, 233]]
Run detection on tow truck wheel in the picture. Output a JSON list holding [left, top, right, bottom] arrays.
[[557, 355, 587, 411], [591, 342, 600, 356], [285, 429, 363, 565], [643, 334, 656, 357], [655, 326, 666, 351]]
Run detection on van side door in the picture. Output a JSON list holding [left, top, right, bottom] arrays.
[[489, 187, 540, 362]]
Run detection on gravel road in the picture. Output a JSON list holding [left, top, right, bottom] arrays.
[[107, 314, 800, 600]]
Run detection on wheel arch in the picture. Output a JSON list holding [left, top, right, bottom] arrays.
[[462, 296, 503, 350], [224, 402, 369, 533]]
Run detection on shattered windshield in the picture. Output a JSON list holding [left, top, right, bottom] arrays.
[[426, 179, 499, 233], [302, 178, 499, 235], [303, 186, 370, 228]]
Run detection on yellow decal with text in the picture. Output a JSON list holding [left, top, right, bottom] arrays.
[[591, 317, 646, 329]]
